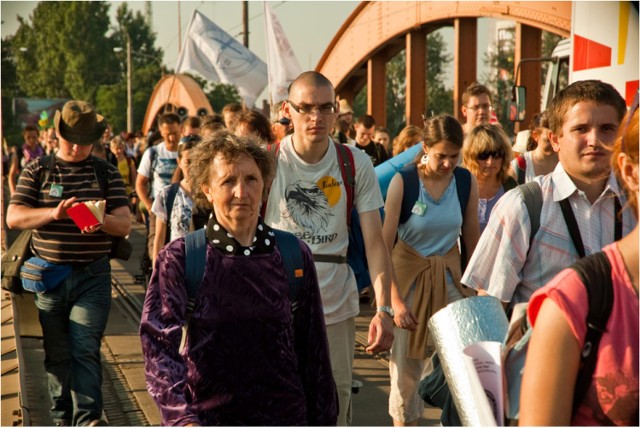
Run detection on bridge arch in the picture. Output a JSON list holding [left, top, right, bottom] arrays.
[[316, 1, 571, 129]]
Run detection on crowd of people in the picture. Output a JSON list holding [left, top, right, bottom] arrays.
[[3, 72, 638, 427]]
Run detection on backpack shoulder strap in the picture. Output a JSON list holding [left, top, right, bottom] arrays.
[[164, 183, 182, 244], [272, 229, 305, 314], [453, 166, 471, 220], [398, 163, 419, 224], [516, 155, 527, 185], [267, 142, 280, 155], [503, 175, 518, 192], [334, 142, 356, 226], [517, 181, 543, 252], [184, 227, 207, 324], [569, 251, 614, 414], [91, 156, 111, 196]]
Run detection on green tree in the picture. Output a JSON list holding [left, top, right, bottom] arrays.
[[482, 26, 515, 137], [353, 30, 453, 139], [1, 36, 25, 145], [426, 31, 453, 116], [12, 1, 118, 101], [97, 3, 164, 132], [205, 83, 242, 113]]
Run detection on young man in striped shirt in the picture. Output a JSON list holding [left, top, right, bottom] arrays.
[[461, 80, 636, 309]]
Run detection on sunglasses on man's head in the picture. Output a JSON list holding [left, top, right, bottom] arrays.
[[477, 150, 505, 161]]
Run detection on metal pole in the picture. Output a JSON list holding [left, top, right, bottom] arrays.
[[127, 36, 133, 133], [242, 1, 249, 47]]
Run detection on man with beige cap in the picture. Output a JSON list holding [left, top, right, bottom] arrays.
[[7, 101, 131, 426]]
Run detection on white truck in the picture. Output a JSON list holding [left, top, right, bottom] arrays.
[[512, 1, 639, 120]]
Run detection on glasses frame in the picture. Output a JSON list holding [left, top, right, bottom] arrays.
[[465, 104, 493, 112], [287, 100, 337, 116]]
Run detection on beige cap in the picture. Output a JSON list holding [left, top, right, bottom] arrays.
[[338, 99, 353, 115]]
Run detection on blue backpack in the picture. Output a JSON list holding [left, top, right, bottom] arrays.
[[182, 227, 305, 326]]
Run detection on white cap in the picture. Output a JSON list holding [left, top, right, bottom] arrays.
[[513, 130, 530, 153]]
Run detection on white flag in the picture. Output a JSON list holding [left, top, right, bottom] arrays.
[[264, 2, 303, 107], [176, 10, 268, 107]]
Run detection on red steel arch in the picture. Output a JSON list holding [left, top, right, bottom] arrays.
[[316, 1, 571, 129]]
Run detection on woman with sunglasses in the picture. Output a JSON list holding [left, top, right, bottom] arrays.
[[462, 124, 516, 234]]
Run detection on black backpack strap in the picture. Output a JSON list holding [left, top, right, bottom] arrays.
[[569, 251, 613, 414], [91, 156, 111, 197], [614, 196, 622, 241], [398, 163, 419, 224], [517, 181, 543, 253], [164, 183, 181, 244], [516, 155, 527, 185], [559, 198, 586, 258], [184, 228, 207, 325], [453, 166, 471, 218], [273, 229, 305, 315], [503, 175, 518, 192]]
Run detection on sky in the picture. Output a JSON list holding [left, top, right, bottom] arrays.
[[1, 1, 360, 71], [1, 1, 498, 103]]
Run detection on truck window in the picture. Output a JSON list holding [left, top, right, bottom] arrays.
[[557, 57, 569, 94]]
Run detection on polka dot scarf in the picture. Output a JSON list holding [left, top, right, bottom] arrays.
[[205, 214, 276, 256]]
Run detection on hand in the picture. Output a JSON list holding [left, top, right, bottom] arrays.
[[51, 197, 77, 221], [365, 311, 394, 354], [393, 301, 418, 331], [81, 223, 103, 234]]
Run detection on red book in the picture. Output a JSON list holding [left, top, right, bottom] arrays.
[[66, 200, 106, 230]]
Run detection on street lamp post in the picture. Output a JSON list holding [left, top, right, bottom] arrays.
[[114, 39, 165, 133], [126, 36, 133, 133]]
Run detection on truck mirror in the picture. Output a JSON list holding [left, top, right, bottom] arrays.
[[509, 86, 527, 122]]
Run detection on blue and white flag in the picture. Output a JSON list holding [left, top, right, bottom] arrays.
[[176, 10, 268, 107], [264, 2, 303, 106]]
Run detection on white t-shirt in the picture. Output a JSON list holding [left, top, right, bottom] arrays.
[[137, 143, 179, 200], [264, 136, 384, 325], [151, 184, 194, 242]]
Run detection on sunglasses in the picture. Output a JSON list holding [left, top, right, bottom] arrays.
[[477, 150, 505, 161]]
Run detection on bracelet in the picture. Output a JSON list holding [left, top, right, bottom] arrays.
[[376, 306, 395, 317]]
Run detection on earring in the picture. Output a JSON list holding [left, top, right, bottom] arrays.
[[421, 153, 429, 165]]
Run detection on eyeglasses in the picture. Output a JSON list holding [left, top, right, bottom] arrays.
[[477, 150, 505, 161], [287, 100, 336, 115], [466, 104, 493, 112]]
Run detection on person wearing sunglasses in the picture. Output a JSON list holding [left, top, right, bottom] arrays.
[[460, 82, 493, 136], [462, 123, 516, 234], [462, 80, 636, 312]]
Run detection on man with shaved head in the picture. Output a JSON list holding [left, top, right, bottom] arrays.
[[264, 71, 395, 425]]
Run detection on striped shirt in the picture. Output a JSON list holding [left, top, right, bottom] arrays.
[[461, 163, 636, 306], [10, 155, 129, 265]]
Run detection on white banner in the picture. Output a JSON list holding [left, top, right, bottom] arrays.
[[264, 2, 303, 107], [176, 10, 268, 107]]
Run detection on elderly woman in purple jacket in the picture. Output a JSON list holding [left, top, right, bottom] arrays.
[[140, 132, 337, 426]]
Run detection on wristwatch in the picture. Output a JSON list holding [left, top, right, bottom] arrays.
[[376, 306, 395, 317]]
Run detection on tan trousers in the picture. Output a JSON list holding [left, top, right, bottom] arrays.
[[326, 317, 356, 426]]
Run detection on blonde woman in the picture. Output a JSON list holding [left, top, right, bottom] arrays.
[[462, 124, 516, 234]]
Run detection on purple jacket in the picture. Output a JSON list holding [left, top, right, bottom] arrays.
[[140, 237, 337, 426]]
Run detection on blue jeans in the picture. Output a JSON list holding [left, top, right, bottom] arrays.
[[34, 257, 111, 426]]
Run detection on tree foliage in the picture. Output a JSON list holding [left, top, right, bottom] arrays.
[[97, 3, 164, 132], [7, 1, 164, 134], [13, 2, 117, 101], [482, 26, 515, 137], [353, 30, 453, 139]]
